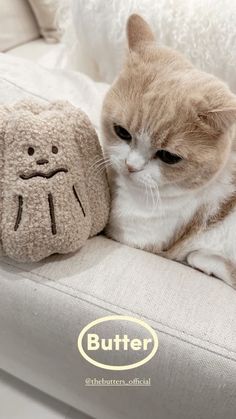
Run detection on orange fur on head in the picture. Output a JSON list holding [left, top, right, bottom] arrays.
[[102, 14, 236, 190]]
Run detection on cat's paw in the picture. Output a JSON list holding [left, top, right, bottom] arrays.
[[187, 250, 214, 276], [187, 250, 236, 289]]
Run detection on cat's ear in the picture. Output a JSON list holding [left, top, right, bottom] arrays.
[[127, 14, 155, 52], [198, 104, 236, 132]]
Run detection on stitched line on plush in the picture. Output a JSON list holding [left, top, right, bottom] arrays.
[[20, 168, 68, 180], [14, 195, 23, 231], [48, 193, 56, 235], [73, 185, 86, 217]]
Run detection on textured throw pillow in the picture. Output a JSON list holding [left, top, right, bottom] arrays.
[[71, 0, 236, 93], [0, 0, 40, 52], [28, 0, 61, 43]]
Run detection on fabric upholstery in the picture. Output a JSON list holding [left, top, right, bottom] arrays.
[[6, 39, 65, 68], [0, 236, 235, 419], [70, 0, 236, 92], [0, 0, 39, 52], [28, 0, 61, 42], [0, 370, 92, 419]]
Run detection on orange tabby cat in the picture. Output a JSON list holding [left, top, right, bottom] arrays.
[[102, 14, 236, 288]]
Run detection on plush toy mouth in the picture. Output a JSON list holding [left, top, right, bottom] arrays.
[[20, 168, 68, 180]]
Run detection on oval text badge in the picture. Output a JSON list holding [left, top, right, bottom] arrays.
[[77, 315, 158, 371]]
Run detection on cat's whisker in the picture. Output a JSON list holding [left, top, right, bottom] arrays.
[[144, 181, 149, 208], [144, 178, 160, 213], [153, 184, 164, 215], [89, 158, 109, 175], [110, 157, 122, 171], [94, 161, 113, 177], [88, 156, 108, 172], [88, 158, 111, 179], [140, 175, 159, 212], [148, 184, 154, 211], [92, 162, 111, 178], [150, 184, 158, 213], [154, 185, 161, 211]]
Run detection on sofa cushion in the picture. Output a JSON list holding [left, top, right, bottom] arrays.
[[28, 0, 62, 43], [0, 370, 92, 419], [5, 39, 63, 66], [0, 0, 40, 52], [0, 236, 235, 419]]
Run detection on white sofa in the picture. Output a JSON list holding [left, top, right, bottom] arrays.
[[0, 2, 236, 419]]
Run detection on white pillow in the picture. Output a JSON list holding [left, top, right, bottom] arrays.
[[0, 0, 39, 52], [28, 0, 62, 42], [0, 53, 109, 131], [71, 0, 236, 93]]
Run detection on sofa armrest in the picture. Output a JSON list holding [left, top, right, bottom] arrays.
[[0, 236, 235, 419]]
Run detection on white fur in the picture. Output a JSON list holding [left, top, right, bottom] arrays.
[[107, 166, 235, 253], [105, 137, 236, 286], [187, 251, 233, 285], [70, 0, 236, 92]]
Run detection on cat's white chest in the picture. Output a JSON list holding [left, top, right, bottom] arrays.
[[107, 174, 236, 263], [107, 177, 194, 251]]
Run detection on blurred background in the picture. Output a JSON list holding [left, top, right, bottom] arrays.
[[1, 0, 236, 91]]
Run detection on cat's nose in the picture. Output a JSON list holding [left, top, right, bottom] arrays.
[[37, 159, 49, 165], [126, 162, 142, 173]]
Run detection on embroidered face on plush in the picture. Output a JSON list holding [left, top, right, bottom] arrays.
[[7, 114, 74, 183], [102, 14, 236, 191]]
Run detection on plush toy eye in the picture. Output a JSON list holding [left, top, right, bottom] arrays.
[[156, 150, 182, 164], [52, 146, 58, 154], [28, 147, 35, 156], [114, 125, 132, 141]]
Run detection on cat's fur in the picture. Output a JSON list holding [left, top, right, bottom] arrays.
[[101, 14, 236, 288]]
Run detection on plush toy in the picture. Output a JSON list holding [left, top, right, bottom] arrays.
[[0, 100, 110, 262]]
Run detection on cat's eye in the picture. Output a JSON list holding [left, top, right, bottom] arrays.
[[28, 147, 35, 156], [156, 150, 182, 165], [114, 125, 132, 141], [52, 146, 58, 154]]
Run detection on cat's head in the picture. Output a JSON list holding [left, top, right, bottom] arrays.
[[101, 14, 236, 191]]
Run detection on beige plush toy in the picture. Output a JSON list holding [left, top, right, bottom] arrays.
[[0, 100, 110, 262]]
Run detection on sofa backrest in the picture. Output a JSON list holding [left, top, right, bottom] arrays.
[[0, 0, 61, 52], [0, 0, 40, 52], [28, 0, 61, 43]]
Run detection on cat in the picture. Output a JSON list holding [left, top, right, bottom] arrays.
[[101, 14, 236, 288]]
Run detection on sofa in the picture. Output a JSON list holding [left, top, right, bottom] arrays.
[[0, 1, 236, 419]]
